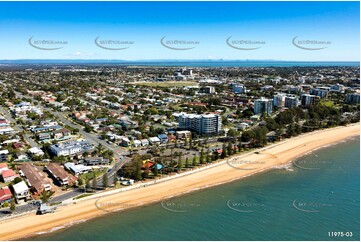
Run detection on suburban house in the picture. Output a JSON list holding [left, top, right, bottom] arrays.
[[1, 169, 18, 183], [64, 162, 92, 176], [140, 139, 149, 146], [0, 150, 9, 162], [38, 132, 51, 141], [19, 163, 53, 194], [82, 157, 110, 166], [148, 137, 161, 145], [133, 140, 142, 147], [157, 134, 169, 144], [45, 163, 77, 186], [175, 130, 192, 140], [0, 187, 12, 205], [121, 137, 131, 147], [16, 152, 29, 160], [53, 128, 71, 139], [12, 181, 29, 201], [28, 147, 45, 157], [0, 162, 9, 173]]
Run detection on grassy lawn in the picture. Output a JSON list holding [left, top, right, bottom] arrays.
[[73, 193, 94, 200], [133, 81, 198, 88], [319, 100, 336, 107], [79, 168, 107, 181], [0, 182, 10, 187], [49, 201, 62, 206]]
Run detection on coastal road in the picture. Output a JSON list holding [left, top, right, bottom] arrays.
[[0, 188, 85, 219], [49, 189, 84, 203]]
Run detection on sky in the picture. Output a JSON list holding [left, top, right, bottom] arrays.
[[0, 1, 359, 61]]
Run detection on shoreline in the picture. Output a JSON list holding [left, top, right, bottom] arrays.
[[0, 124, 359, 241]]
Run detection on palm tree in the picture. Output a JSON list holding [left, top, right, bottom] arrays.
[[177, 154, 183, 172], [102, 173, 108, 188], [86, 179, 91, 192], [10, 198, 16, 213], [192, 155, 197, 167], [200, 149, 204, 165], [113, 174, 118, 187], [92, 176, 97, 191], [153, 162, 159, 177], [96, 144, 104, 154], [185, 157, 189, 168]]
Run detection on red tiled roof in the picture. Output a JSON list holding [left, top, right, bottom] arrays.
[[1, 169, 16, 178], [0, 187, 12, 202], [13, 142, 24, 148], [0, 163, 8, 169], [142, 162, 154, 169]]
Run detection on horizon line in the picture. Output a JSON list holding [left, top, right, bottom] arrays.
[[0, 59, 359, 62]]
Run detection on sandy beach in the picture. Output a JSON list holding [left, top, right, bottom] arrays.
[[0, 124, 359, 241]]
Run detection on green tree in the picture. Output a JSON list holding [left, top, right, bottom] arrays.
[[199, 149, 205, 164], [221, 143, 227, 159], [153, 162, 158, 176], [78, 177, 84, 187], [227, 129, 240, 139], [84, 124, 93, 133], [92, 177, 97, 191], [40, 191, 53, 203], [86, 179, 91, 191], [177, 154, 183, 172], [135, 161, 142, 181], [227, 142, 233, 156], [10, 198, 16, 212], [142, 166, 150, 179], [192, 155, 197, 167], [102, 173, 108, 188], [113, 174, 118, 186], [185, 157, 189, 168], [206, 152, 211, 163], [237, 142, 242, 153]]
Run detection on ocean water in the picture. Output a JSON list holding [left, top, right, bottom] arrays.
[[29, 137, 360, 241]]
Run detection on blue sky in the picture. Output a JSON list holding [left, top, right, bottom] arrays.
[[0, 1, 359, 61]]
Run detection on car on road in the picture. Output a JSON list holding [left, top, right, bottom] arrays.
[[29, 200, 42, 207]]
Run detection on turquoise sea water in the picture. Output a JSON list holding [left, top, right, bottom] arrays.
[[29, 137, 360, 241]]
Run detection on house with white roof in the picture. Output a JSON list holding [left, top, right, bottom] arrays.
[[28, 147, 45, 157], [140, 139, 149, 146], [64, 162, 92, 176], [148, 137, 161, 145], [12, 181, 30, 201]]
